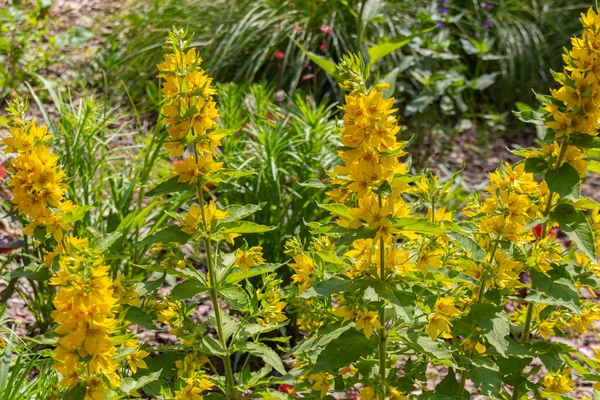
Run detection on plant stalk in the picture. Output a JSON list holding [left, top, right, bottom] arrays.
[[378, 193, 387, 400], [195, 149, 237, 399]]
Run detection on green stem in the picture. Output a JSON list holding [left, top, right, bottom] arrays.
[[513, 137, 569, 398], [356, 0, 367, 54], [519, 302, 535, 344], [378, 193, 387, 400], [194, 149, 237, 400], [458, 239, 499, 396]]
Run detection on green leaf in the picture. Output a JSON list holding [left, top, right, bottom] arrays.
[[399, 330, 457, 367], [136, 273, 166, 296], [394, 217, 443, 236], [225, 263, 283, 284], [446, 230, 485, 262], [529, 266, 580, 313], [551, 203, 597, 261], [293, 39, 336, 76], [367, 27, 434, 68], [220, 285, 250, 311], [545, 163, 580, 200], [145, 177, 193, 197], [120, 370, 162, 394], [587, 160, 600, 174], [218, 221, 275, 234], [91, 232, 122, 250], [318, 203, 351, 218], [289, 324, 352, 356], [524, 157, 549, 174], [171, 280, 208, 300], [469, 361, 501, 397], [300, 278, 360, 298], [63, 383, 86, 400], [124, 307, 156, 330], [139, 226, 192, 245], [10, 264, 50, 281], [298, 179, 326, 188], [238, 342, 286, 375], [62, 205, 93, 224], [313, 328, 378, 373], [221, 204, 264, 223], [316, 251, 347, 266], [471, 304, 510, 357], [512, 110, 545, 125], [569, 134, 600, 148], [470, 73, 499, 90]]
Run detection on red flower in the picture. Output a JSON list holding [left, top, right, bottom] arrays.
[[319, 42, 327, 53], [278, 384, 299, 397], [274, 49, 285, 60], [533, 224, 542, 238]]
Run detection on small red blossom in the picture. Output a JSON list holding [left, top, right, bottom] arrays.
[[319, 42, 327, 53], [533, 224, 542, 238], [278, 384, 299, 397], [274, 49, 285, 60]]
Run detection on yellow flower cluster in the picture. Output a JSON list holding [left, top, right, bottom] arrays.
[[472, 163, 540, 244], [426, 297, 460, 339], [328, 83, 410, 238], [234, 245, 265, 272], [546, 8, 600, 138], [49, 237, 120, 398], [173, 354, 214, 400], [2, 118, 78, 250], [333, 305, 383, 339], [157, 31, 224, 184]]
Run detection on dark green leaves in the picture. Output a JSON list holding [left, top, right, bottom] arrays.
[[468, 358, 501, 397], [545, 163, 580, 200], [551, 204, 597, 261], [238, 342, 286, 375], [139, 226, 191, 245], [145, 177, 193, 197], [312, 328, 377, 373], [446, 230, 485, 262], [394, 217, 444, 236], [529, 266, 580, 313], [471, 304, 510, 357]]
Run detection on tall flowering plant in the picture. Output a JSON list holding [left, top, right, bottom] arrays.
[[132, 28, 289, 399], [283, 10, 600, 398], [2, 103, 148, 399]]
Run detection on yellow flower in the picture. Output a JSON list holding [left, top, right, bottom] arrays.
[[234, 246, 265, 272], [355, 309, 383, 339], [308, 372, 331, 399], [359, 386, 377, 400], [543, 371, 574, 394], [126, 348, 150, 374]]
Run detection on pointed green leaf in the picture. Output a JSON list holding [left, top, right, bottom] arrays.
[[139, 225, 192, 245], [313, 328, 378, 373], [471, 304, 510, 357], [238, 342, 286, 375], [551, 203, 597, 262], [545, 163, 580, 200], [145, 177, 193, 197]]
